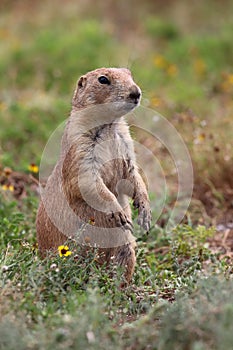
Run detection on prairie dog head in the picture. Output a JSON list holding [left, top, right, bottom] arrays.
[[72, 68, 141, 116]]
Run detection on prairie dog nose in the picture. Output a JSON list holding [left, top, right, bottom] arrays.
[[128, 85, 141, 104]]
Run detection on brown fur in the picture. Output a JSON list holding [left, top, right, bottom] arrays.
[[36, 67, 151, 283]]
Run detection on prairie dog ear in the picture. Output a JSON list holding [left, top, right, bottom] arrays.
[[78, 75, 87, 88], [72, 75, 87, 104]]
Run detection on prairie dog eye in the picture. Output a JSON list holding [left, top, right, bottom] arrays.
[[98, 75, 110, 85]]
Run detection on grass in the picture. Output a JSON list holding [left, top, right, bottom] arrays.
[[0, 191, 231, 349], [0, 1, 233, 349]]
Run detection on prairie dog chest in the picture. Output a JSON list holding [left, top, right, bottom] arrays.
[[90, 123, 135, 185], [94, 122, 134, 158]]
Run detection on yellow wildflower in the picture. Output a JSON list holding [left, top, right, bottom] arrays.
[[166, 64, 178, 77], [194, 133, 206, 144], [193, 59, 206, 77], [220, 73, 233, 92], [154, 55, 178, 77], [58, 245, 72, 257], [227, 74, 233, 85], [1, 184, 14, 192], [153, 55, 167, 69], [151, 96, 161, 107], [28, 163, 39, 173]]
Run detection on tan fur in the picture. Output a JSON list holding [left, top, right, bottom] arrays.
[[36, 67, 151, 283]]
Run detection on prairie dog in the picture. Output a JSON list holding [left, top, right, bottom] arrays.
[[36, 67, 151, 282]]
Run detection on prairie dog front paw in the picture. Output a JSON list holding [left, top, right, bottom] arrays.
[[107, 211, 133, 232], [133, 197, 151, 232]]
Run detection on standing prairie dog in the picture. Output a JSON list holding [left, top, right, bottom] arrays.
[[36, 67, 151, 282]]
